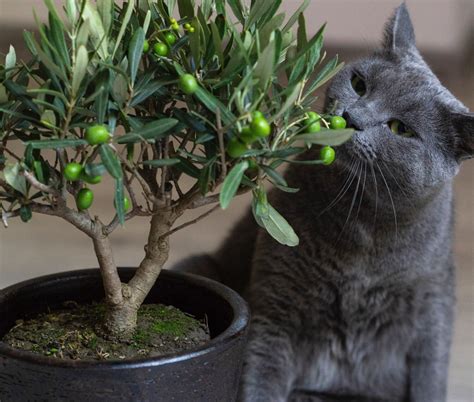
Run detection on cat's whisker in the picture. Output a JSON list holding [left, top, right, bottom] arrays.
[[336, 160, 363, 243], [369, 162, 379, 231], [379, 160, 415, 208], [376, 161, 398, 241], [353, 161, 368, 230], [318, 157, 359, 217]]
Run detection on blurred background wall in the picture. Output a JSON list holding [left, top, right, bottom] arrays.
[[0, 1, 473, 400]]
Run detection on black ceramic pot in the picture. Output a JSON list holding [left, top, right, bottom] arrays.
[[0, 268, 250, 402]]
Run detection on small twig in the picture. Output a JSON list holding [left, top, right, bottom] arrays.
[[189, 187, 252, 209], [160, 139, 170, 197], [117, 153, 157, 203], [2, 209, 19, 227], [161, 204, 220, 238], [216, 109, 227, 181], [4, 148, 21, 161], [23, 170, 59, 195], [104, 207, 151, 236], [172, 177, 184, 198]]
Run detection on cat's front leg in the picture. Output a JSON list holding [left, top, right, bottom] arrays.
[[238, 315, 297, 402], [407, 293, 454, 402]]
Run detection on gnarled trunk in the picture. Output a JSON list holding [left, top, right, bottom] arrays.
[[93, 210, 175, 340]]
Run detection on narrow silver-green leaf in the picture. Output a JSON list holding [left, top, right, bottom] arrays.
[[142, 158, 181, 167], [113, 0, 136, 57], [65, 0, 78, 25], [261, 204, 299, 246], [82, 0, 109, 60], [0, 84, 8, 104], [254, 37, 276, 89], [296, 129, 354, 146], [272, 82, 303, 121], [5, 46, 16, 78], [99, 144, 123, 179], [219, 160, 249, 210], [26, 139, 88, 149], [72, 45, 89, 96], [262, 165, 287, 187], [117, 118, 179, 143], [194, 86, 234, 126], [97, 0, 113, 34], [3, 163, 27, 195], [143, 10, 151, 34], [283, 0, 310, 32], [129, 28, 145, 85], [114, 178, 125, 225]]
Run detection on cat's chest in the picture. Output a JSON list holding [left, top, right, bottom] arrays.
[[299, 280, 417, 397]]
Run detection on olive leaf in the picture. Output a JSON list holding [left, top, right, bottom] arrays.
[[72, 46, 89, 96], [99, 144, 123, 180], [82, 0, 109, 60], [3, 163, 27, 195], [117, 119, 179, 144], [5, 46, 16, 78], [295, 129, 354, 146], [261, 204, 299, 247], [129, 28, 145, 85], [220, 161, 249, 210]]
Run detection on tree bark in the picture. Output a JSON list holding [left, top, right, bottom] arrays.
[[128, 210, 174, 307], [94, 209, 176, 340]]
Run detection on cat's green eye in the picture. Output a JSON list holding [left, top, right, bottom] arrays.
[[389, 120, 416, 138], [351, 74, 366, 96]]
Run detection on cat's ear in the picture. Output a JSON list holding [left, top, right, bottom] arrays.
[[383, 3, 416, 52], [452, 112, 474, 161]]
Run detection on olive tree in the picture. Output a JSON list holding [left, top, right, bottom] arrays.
[[0, 0, 352, 339]]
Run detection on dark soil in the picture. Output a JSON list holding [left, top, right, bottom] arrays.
[[2, 302, 210, 361]]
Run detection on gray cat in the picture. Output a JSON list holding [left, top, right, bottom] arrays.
[[175, 4, 473, 401]]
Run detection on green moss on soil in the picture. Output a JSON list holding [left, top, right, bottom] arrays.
[[2, 302, 210, 361]]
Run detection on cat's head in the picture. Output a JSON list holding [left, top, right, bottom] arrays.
[[325, 3, 473, 197]]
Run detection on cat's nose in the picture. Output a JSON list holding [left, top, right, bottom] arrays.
[[342, 111, 362, 130]]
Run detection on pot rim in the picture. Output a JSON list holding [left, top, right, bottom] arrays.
[[0, 268, 250, 369]]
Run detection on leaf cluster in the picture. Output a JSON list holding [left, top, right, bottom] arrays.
[[0, 0, 352, 245]]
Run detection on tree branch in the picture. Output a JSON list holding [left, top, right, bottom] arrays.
[[216, 109, 227, 182], [127, 209, 176, 307], [189, 187, 252, 209], [92, 221, 123, 308], [23, 170, 59, 195], [161, 204, 220, 238], [104, 207, 151, 236]]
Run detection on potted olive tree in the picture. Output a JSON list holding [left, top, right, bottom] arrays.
[[0, 0, 352, 400]]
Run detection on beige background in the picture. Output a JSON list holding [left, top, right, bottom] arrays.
[[0, 1, 473, 401]]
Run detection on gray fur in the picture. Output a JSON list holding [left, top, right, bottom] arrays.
[[174, 4, 473, 401]]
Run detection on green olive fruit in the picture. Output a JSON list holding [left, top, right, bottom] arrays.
[[76, 188, 94, 211], [305, 111, 321, 124], [164, 33, 177, 45], [330, 116, 347, 130], [320, 146, 336, 165], [114, 196, 131, 212], [227, 138, 248, 158], [143, 40, 150, 53], [153, 42, 169, 57], [250, 116, 271, 138], [85, 125, 110, 146], [81, 172, 102, 185], [307, 121, 321, 133], [179, 74, 198, 95], [251, 111, 264, 120], [240, 126, 259, 144], [64, 163, 83, 181]]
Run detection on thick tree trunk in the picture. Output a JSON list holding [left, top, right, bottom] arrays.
[[128, 210, 174, 307], [92, 210, 176, 340]]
